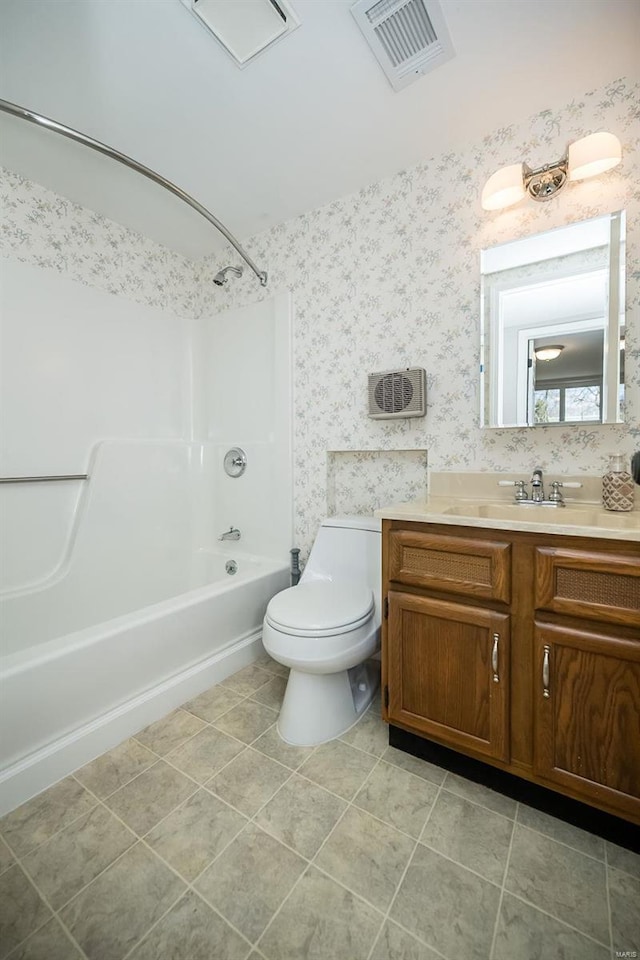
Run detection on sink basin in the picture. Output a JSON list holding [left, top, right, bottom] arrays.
[[442, 502, 640, 529]]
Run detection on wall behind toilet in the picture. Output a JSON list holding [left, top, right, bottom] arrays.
[[203, 77, 639, 557]]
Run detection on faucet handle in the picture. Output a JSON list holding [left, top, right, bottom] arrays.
[[548, 481, 563, 502], [497, 480, 529, 501], [513, 480, 529, 501], [548, 480, 583, 502]]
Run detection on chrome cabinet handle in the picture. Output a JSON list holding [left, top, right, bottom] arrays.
[[542, 645, 551, 698], [492, 634, 499, 683]]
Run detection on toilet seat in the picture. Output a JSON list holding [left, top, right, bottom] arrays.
[[265, 581, 374, 638]]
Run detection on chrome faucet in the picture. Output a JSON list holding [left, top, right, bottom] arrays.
[[499, 472, 582, 507], [219, 526, 241, 541], [530, 467, 544, 503]]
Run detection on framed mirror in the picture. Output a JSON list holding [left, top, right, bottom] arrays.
[[480, 211, 625, 428]]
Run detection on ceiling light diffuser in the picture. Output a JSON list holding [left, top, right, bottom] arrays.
[[535, 345, 564, 362]]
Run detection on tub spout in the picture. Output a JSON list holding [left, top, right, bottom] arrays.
[[219, 526, 241, 541]]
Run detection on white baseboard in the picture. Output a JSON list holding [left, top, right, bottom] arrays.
[[0, 631, 263, 816]]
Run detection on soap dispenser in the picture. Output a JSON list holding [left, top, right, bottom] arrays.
[[602, 454, 634, 512]]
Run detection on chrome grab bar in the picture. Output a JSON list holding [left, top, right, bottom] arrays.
[[0, 475, 88, 484]]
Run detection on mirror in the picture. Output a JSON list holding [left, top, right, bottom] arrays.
[[480, 211, 625, 428]]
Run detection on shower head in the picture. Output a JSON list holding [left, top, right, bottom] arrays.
[[213, 265, 244, 286]]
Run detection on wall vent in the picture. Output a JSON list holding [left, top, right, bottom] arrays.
[[351, 0, 454, 91], [368, 367, 426, 419], [180, 0, 300, 68]]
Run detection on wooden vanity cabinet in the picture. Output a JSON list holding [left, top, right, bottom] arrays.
[[381, 519, 640, 824], [533, 622, 640, 821], [387, 592, 510, 762], [533, 546, 640, 819]]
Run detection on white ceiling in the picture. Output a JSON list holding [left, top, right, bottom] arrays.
[[1, 0, 639, 259]]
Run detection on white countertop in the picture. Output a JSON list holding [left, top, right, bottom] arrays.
[[375, 497, 639, 541], [374, 473, 639, 542]]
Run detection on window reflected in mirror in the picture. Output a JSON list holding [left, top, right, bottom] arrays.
[[480, 212, 625, 428]]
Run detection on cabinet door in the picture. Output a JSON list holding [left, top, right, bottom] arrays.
[[387, 591, 510, 761], [534, 622, 640, 821]]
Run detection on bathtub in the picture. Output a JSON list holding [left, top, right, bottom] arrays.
[[0, 550, 289, 815]]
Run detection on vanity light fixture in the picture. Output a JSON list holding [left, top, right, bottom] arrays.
[[481, 132, 622, 211], [535, 345, 564, 362]]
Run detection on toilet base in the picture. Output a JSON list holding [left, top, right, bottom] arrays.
[[277, 661, 380, 746]]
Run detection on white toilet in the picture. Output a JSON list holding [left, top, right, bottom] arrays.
[[262, 516, 381, 746]]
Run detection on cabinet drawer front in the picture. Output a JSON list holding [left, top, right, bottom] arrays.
[[533, 622, 640, 822], [388, 530, 511, 603], [535, 548, 640, 627]]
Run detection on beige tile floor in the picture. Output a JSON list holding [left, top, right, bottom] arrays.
[[1, 651, 639, 960]]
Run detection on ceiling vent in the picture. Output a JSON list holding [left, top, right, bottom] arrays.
[[180, 0, 300, 68], [351, 0, 454, 91]]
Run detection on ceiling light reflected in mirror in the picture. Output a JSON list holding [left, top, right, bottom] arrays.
[[534, 345, 564, 362]]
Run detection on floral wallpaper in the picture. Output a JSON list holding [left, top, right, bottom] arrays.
[[327, 450, 428, 517], [203, 77, 639, 557], [1, 77, 638, 561], [0, 168, 204, 318]]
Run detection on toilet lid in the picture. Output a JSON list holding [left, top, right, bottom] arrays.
[[266, 581, 374, 635]]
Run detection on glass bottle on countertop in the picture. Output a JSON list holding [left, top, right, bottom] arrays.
[[602, 454, 634, 512]]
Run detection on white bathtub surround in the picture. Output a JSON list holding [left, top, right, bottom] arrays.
[[205, 294, 294, 562], [0, 259, 293, 593], [1, 442, 281, 651], [0, 261, 198, 591], [0, 255, 292, 810]]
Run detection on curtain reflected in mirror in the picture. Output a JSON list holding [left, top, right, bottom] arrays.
[[480, 212, 625, 428]]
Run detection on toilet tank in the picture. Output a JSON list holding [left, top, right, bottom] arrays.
[[302, 516, 382, 612]]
